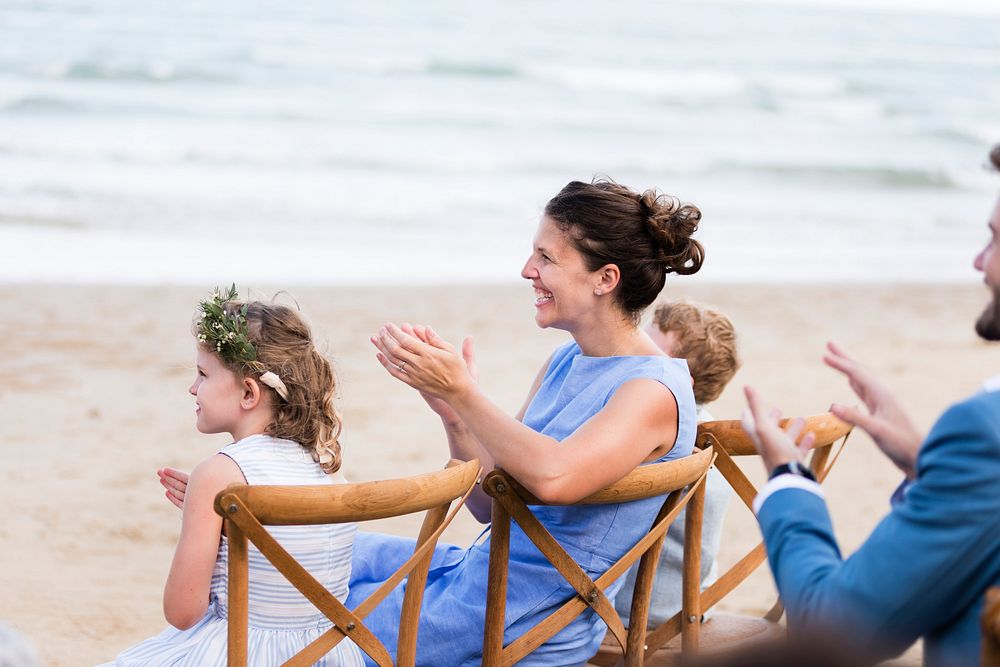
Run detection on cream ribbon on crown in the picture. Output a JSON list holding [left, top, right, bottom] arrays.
[[259, 371, 289, 401]]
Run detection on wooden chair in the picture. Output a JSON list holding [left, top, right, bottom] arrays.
[[590, 413, 852, 666], [481, 446, 716, 667], [984, 587, 1000, 667], [214, 458, 481, 667]]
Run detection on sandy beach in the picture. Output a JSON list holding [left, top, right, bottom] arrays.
[[2, 281, 996, 666]]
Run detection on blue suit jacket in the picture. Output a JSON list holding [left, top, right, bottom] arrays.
[[758, 390, 1000, 667]]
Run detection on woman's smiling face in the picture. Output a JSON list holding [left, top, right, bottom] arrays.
[[520, 215, 599, 331]]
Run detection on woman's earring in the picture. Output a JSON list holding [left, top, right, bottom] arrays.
[[595, 289, 603, 296]]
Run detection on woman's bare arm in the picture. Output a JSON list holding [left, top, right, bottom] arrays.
[[448, 377, 677, 503], [374, 323, 677, 504]]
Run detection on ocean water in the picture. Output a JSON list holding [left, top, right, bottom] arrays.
[[1, 0, 998, 284]]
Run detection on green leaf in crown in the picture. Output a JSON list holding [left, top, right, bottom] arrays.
[[196, 284, 258, 366]]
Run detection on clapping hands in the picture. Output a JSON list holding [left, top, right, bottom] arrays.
[[403, 325, 478, 426], [371, 322, 477, 404]]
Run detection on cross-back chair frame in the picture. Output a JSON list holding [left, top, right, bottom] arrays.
[[481, 446, 716, 667], [215, 458, 482, 667], [636, 413, 853, 659]]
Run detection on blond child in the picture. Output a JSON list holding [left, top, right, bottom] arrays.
[[615, 299, 741, 628], [100, 287, 363, 667]]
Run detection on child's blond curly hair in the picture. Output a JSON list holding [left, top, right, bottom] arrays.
[[651, 300, 740, 405]]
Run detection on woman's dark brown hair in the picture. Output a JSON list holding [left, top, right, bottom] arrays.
[[544, 179, 704, 323]]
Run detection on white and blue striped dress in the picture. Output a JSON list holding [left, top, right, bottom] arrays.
[[101, 434, 364, 667]]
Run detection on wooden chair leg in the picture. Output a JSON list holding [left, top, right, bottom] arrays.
[[764, 599, 784, 623], [680, 479, 705, 655], [227, 522, 249, 667], [483, 499, 511, 667], [396, 503, 451, 667]]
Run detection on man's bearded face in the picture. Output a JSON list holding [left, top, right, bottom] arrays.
[[976, 286, 1000, 341]]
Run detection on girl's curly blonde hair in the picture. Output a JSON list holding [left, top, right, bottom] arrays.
[[194, 298, 343, 474]]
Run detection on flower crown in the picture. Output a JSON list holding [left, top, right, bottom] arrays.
[[196, 284, 258, 366], [196, 285, 290, 401]]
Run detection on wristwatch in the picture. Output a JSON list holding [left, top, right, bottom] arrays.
[[768, 461, 817, 482]]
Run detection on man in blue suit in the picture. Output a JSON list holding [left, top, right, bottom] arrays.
[[742, 144, 1000, 667]]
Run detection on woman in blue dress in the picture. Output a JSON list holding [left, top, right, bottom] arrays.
[[360, 179, 705, 666]]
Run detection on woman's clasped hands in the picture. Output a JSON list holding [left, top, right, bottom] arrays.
[[371, 323, 477, 404]]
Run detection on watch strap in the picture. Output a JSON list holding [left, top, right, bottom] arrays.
[[769, 461, 817, 482]]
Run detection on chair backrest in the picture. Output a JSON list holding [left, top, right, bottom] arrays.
[[984, 587, 1000, 667], [637, 413, 853, 656], [481, 446, 716, 667], [214, 458, 482, 667]]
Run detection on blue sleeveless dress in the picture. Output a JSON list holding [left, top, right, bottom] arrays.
[[100, 435, 365, 667], [347, 341, 696, 666]]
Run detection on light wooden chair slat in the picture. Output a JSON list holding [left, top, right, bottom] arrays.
[[214, 458, 482, 667], [590, 413, 852, 666], [984, 587, 1000, 667], [481, 446, 716, 667]]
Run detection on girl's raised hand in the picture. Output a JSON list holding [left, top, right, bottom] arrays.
[[157, 467, 190, 510], [371, 322, 474, 401]]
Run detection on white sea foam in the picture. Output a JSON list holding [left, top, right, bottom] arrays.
[[739, 0, 1000, 16], [529, 65, 750, 98]]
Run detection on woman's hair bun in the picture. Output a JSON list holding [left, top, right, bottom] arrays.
[[637, 188, 704, 276], [544, 178, 705, 322]]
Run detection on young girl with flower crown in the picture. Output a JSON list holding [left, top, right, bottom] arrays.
[[99, 286, 364, 667]]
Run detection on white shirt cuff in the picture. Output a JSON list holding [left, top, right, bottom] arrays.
[[752, 473, 824, 515], [982, 373, 1000, 393]]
